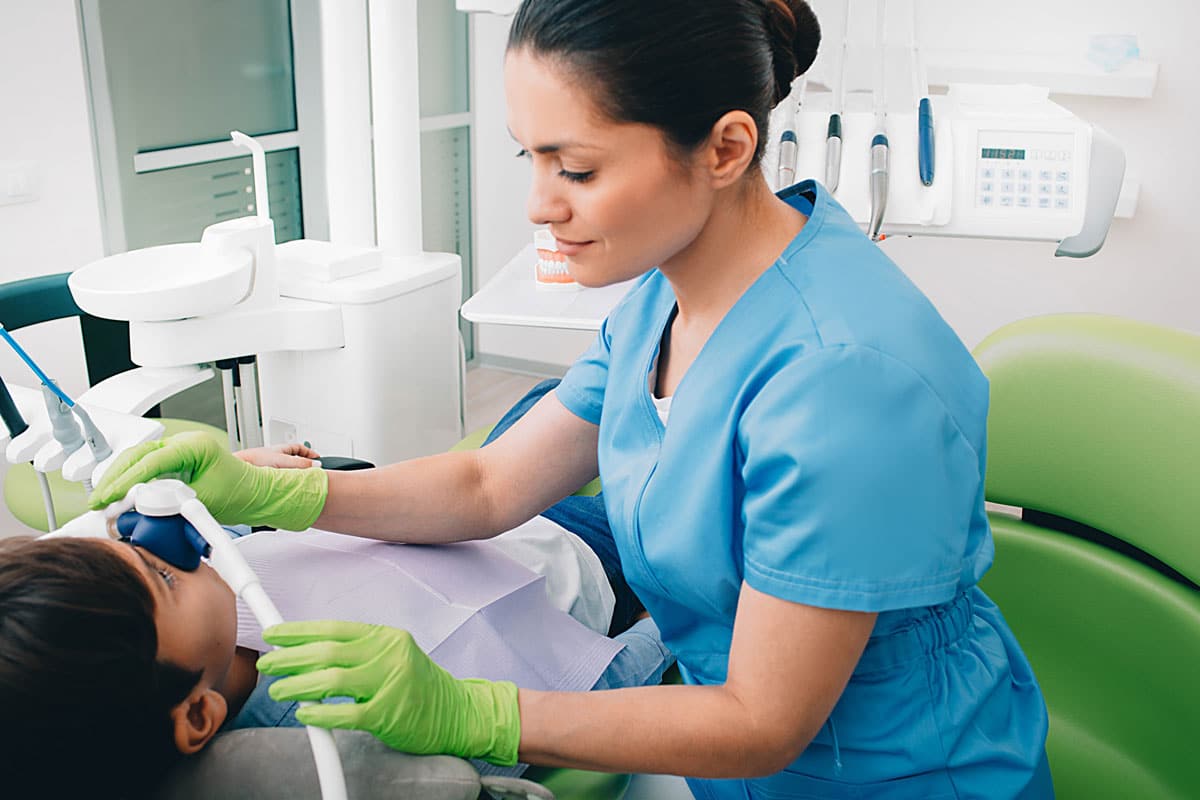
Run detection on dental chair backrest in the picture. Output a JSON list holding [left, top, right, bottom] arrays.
[[973, 313, 1200, 799]]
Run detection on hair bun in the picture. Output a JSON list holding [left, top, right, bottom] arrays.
[[762, 0, 821, 105]]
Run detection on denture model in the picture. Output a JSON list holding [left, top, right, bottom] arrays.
[[534, 229, 580, 291]]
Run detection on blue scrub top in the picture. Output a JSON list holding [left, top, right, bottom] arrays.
[[557, 181, 1050, 799]]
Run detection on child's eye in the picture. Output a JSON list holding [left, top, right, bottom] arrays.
[[157, 567, 177, 588], [515, 148, 531, 159]]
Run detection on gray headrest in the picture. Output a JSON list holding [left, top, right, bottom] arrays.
[[155, 728, 554, 800]]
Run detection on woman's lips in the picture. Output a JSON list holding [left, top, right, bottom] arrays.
[[554, 237, 593, 257]]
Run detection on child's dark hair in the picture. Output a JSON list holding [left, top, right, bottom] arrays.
[[509, 0, 820, 165], [0, 537, 202, 799]]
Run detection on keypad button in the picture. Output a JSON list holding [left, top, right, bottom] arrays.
[[1038, 183, 1052, 195], [1001, 182, 1014, 194], [1019, 169, 1032, 180], [1017, 196, 1031, 208], [999, 196, 1014, 207], [1019, 182, 1031, 194], [1056, 170, 1070, 182], [1039, 170, 1053, 181], [979, 194, 994, 206], [981, 168, 995, 179], [1056, 183, 1070, 195], [980, 181, 994, 193], [1001, 168, 1015, 180], [1038, 196, 1051, 209], [1054, 197, 1070, 209]]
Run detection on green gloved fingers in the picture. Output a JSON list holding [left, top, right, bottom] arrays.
[[257, 620, 521, 766], [259, 618, 376, 648], [89, 431, 329, 531], [292, 699, 367, 731], [95, 440, 169, 493]]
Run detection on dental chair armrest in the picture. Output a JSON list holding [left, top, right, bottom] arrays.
[[78, 365, 215, 416], [317, 456, 375, 471], [154, 728, 554, 800]]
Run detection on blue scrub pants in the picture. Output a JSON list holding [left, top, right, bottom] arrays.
[[684, 589, 1054, 800]]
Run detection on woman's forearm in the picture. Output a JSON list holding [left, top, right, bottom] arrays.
[[312, 394, 601, 542], [518, 592, 874, 778], [517, 682, 818, 778], [316, 450, 503, 542]]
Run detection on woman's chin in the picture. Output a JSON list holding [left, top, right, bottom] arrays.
[[567, 260, 644, 289]]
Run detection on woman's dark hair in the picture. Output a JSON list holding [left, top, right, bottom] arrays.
[[509, 0, 820, 165], [0, 537, 202, 799]]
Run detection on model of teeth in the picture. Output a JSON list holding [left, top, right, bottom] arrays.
[[534, 229, 580, 291]]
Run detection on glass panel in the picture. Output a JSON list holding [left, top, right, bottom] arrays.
[[421, 127, 473, 358], [123, 149, 304, 249], [94, 0, 297, 151], [417, 0, 470, 117]]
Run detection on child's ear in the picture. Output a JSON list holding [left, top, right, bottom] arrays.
[[170, 688, 228, 755]]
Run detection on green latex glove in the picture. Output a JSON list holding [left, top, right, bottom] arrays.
[[257, 620, 521, 766], [89, 431, 328, 531]]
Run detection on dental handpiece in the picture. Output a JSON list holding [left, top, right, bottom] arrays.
[[776, 77, 804, 190], [826, 1, 850, 192], [778, 130, 798, 189], [824, 115, 843, 192], [867, 0, 888, 241], [868, 134, 889, 241]]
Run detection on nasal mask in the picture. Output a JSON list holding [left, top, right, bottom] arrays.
[[115, 510, 209, 571]]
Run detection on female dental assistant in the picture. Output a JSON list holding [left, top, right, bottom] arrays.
[[92, 0, 1053, 797]]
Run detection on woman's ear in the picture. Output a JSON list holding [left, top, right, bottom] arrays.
[[170, 688, 229, 755], [702, 110, 759, 188]]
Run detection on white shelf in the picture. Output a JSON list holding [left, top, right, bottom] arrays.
[[461, 245, 635, 331], [925, 49, 1158, 99]]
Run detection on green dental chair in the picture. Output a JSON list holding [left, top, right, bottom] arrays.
[[0, 272, 226, 532], [973, 314, 1200, 799]]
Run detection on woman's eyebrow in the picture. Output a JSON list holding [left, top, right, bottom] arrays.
[[507, 127, 596, 154]]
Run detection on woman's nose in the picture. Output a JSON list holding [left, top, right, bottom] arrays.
[[527, 174, 568, 226]]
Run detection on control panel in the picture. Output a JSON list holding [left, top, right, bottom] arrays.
[[975, 131, 1077, 213]]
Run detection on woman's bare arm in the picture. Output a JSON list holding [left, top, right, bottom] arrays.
[[315, 392, 600, 542], [516, 584, 876, 777]]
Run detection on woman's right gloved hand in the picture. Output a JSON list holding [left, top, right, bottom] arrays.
[[88, 431, 329, 530]]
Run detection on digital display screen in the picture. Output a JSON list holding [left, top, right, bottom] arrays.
[[981, 148, 1026, 160]]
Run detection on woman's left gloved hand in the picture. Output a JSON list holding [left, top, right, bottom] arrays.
[[256, 620, 521, 766]]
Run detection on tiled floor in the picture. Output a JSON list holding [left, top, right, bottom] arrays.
[[463, 366, 546, 434]]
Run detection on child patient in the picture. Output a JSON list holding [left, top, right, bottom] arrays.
[[0, 380, 669, 799]]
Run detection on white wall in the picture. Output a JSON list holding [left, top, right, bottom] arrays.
[[469, 0, 1200, 368], [0, 1, 104, 536]]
